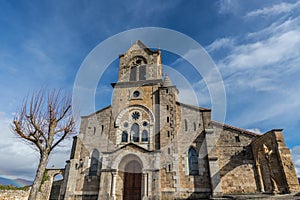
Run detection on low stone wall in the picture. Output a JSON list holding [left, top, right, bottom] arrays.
[[0, 189, 30, 200]]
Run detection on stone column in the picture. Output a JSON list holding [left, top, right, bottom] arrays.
[[111, 172, 117, 199], [143, 172, 148, 199], [255, 161, 265, 192]]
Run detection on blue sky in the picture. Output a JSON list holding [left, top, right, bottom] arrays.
[[0, 0, 300, 180]]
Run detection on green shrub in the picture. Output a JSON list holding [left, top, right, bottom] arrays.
[[0, 184, 29, 190]]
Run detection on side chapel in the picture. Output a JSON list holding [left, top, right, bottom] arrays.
[[57, 41, 299, 200]]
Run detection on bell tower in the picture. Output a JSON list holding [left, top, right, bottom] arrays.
[[109, 41, 167, 150], [111, 40, 165, 116], [117, 40, 162, 82]]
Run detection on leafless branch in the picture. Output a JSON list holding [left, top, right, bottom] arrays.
[[11, 88, 76, 155]]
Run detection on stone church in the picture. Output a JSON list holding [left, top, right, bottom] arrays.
[[57, 41, 299, 199]]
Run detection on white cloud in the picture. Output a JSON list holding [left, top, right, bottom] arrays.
[[246, 1, 300, 17], [221, 29, 300, 71], [214, 15, 300, 95], [218, 0, 240, 15], [206, 38, 235, 53], [246, 128, 262, 134], [0, 112, 37, 180], [206, 11, 300, 132], [291, 146, 300, 177], [48, 139, 72, 169], [247, 16, 300, 39], [0, 112, 72, 180]]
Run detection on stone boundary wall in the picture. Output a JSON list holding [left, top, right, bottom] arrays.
[[0, 189, 30, 200]]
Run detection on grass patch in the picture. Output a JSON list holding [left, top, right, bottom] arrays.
[[0, 184, 30, 190]]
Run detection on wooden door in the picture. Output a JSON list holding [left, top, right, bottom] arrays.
[[123, 172, 141, 200]]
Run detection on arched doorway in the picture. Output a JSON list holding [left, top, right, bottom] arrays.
[[49, 173, 64, 200], [123, 160, 142, 200]]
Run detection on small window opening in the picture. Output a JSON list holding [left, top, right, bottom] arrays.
[[168, 164, 172, 172], [184, 119, 188, 132], [167, 117, 169, 123], [235, 135, 240, 142], [122, 131, 128, 142], [101, 125, 104, 135], [167, 131, 170, 138], [89, 149, 99, 176], [188, 147, 198, 175]]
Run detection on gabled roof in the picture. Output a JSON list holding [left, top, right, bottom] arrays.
[[210, 120, 260, 137], [176, 101, 211, 112], [131, 40, 148, 50], [102, 142, 154, 154], [81, 105, 111, 118], [120, 40, 159, 57]]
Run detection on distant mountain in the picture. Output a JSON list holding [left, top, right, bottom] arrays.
[[0, 176, 32, 187]]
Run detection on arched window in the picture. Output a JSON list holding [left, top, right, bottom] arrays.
[[188, 147, 198, 175], [139, 65, 146, 80], [141, 130, 148, 142], [193, 122, 197, 131], [131, 123, 140, 142], [89, 149, 99, 176], [184, 119, 188, 132], [122, 131, 128, 142], [130, 66, 137, 81]]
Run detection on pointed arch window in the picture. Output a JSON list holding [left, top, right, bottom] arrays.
[[89, 149, 99, 176], [141, 130, 148, 142], [188, 147, 198, 175], [131, 123, 140, 142], [122, 131, 128, 142]]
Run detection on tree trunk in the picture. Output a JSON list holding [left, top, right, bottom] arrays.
[[28, 153, 49, 200]]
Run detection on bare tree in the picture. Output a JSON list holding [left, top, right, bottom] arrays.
[[11, 89, 76, 200]]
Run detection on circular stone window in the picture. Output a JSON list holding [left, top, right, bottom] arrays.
[[132, 111, 140, 120], [123, 122, 129, 128], [133, 90, 140, 98]]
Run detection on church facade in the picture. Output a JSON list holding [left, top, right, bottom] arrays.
[[58, 41, 299, 200]]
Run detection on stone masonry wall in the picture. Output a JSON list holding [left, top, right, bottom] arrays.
[[0, 190, 29, 200], [158, 86, 178, 197], [63, 107, 112, 199], [178, 133, 211, 199], [213, 124, 258, 194], [176, 104, 211, 199], [80, 106, 112, 153]]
